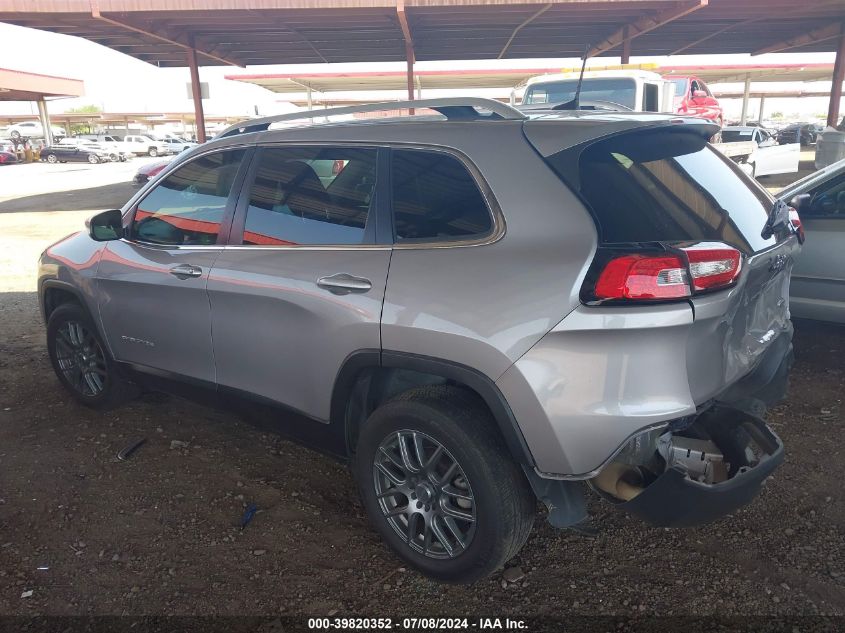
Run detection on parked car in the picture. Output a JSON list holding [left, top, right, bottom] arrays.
[[777, 123, 824, 146], [721, 125, 777, 147], [6, 120, 66, 140], [122, 134, 173, 157], [778, 158, 845, 323], [80, 134, 136, 159], [39, 98, 799, 583], [715, 126, 800, 178], [60, 138, 129, 162], [0, 150, 19, 165], [158, 136, 199, 153], [665, 75, 723, 126], [521, 70, 674, 112], [40, 142, 111, 164], [132, 158, 172, 185]]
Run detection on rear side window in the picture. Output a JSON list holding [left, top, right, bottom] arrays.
[[132, 149, 244, 246], [548, 130, 776, 254], [391, 149, 492, 242], [242, 146, 377, 246]]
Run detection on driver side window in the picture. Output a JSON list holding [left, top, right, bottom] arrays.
[[132, 149, 245, 246], [805, 175, 845, 218]]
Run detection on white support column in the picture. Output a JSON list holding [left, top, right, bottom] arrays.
[[37, 99, 53, 146], [306, 86, 313, 111], [758, 95, 766, 125], [740, 74, 751, 126]]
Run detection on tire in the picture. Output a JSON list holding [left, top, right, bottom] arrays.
[[46, 303, 138, 410], [355, 385, 535, 583], [10, 130, 20, 140], [148, 147, 158, 157], [109, 153, 119, 162], [45, 153, 58, 164], [87, 154, 99, 164]]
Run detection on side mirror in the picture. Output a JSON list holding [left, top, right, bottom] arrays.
[[789, 194, 811, 212], [86, 209, 124, 241]]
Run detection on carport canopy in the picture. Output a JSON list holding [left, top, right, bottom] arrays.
[[1, 0, 844, 138], [0, 68, 84, 145]]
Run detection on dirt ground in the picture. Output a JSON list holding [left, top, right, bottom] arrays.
[[0, 154, 843, 622]]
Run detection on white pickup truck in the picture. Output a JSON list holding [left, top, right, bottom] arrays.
[[714, 126, 800, 178]]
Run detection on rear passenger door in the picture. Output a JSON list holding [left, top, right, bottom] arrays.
[[207, 145, 390, 421]]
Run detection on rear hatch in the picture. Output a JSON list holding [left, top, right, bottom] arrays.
[[527, 119, 800, 407]]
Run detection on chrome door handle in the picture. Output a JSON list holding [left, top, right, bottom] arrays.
[[169, 264, 203, 279], [316, 273, 372, 295]]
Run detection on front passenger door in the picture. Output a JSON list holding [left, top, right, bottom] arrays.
[[97, 148, 248, 383]]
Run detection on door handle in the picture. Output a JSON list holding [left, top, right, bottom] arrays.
[[316, 273, 372, 295], [169, 264, 203, 279]]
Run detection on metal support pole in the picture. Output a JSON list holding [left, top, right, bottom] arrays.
[[827, 24, 845, 127], [406, 44, 415, 102], [740, 74, 751, 126], [36, 99, 53, 145], [187, 46, 207, 143], [307, 86, 313, 111], [758, 95, 766, 125], [621, 25, 631, 64]]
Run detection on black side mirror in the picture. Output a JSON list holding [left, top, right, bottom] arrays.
[[789, 194, 811, 212], [86, 209, 124, 241]]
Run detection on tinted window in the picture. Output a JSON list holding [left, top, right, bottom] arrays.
[[805, 174, 845, 218], [547, 130, 776, 254], [524, 78, 638, 109], [391, 149, 492, 242], [243, 147, 376, 246], [132, 149, 244, 246]]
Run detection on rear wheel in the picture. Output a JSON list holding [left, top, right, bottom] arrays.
[[47, 303, 138, 409], [148, 147, 158, 157], [45, 153, 58, 164], [87, 154, 99, 164], [355, 386, 535, 583]]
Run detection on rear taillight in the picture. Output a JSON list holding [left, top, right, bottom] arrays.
[[588, 242, 742, 304], [789, 207, 805, 244]]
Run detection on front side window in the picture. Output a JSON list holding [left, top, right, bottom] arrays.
[[804, 175, 845, 218], [132, 149, 245, 246], [391, 149, 492, 242], [242, 146, 377, 246]]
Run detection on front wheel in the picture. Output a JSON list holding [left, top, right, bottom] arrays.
[[355, 386, 535, 583], [87, 154, 99, 164], [45, 153, 58, 164], [148, 147, 158, 157], [47, 303, 138, 409]]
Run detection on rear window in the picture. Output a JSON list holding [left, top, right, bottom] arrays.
[[546, 129, 776, 254], [524, 78, 637, 110]]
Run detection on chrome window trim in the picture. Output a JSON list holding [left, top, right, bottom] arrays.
[[228, 140, 506, 251]]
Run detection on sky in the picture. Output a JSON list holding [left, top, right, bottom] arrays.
[[0, 20, 838, 124]]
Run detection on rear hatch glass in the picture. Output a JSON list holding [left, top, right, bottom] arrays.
[[544, 128, 776, 254]]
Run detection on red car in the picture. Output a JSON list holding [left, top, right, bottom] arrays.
[[664, 75, 723, 126]]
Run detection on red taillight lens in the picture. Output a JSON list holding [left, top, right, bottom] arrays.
[[594, 254, 690, 300], [682, 243, 742, 291], [789, 208, 805, 243], [590, 242, 742, 303]]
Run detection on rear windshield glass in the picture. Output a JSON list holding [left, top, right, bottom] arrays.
[[524, 78, 637, 110], [546, 129, 776, 254], [720, 129, 754, 143]]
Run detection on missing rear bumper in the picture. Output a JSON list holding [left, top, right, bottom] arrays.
[[590, 406, 783, 527]]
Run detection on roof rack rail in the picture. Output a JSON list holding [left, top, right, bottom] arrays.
[[216, 97, 526, 139]]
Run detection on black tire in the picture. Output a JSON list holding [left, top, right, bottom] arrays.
[[46, 302, 138, 410], [355, 385, 535, 583], [10, 130, 20, 140], [45, 153, 58, 164], [87, 154, 99, 164], [148, 147, 158, 157]]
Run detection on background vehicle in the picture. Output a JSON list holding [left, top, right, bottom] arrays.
[[81, 134, 136, 159], [777, 123, 824, 146], [521, 70, 675, 112], [61, 137, 128, 162], [155, 136, 198, 153], [779, 157, 845, 323], [715, 126, 800, 177], [6, 120, 66, 140], [39, 98, 798, 583], [132, 157, 172, 185], [122, 134, 172, 157], [665, 75, 723, 126], [40, 141, 111, 164], [0, 149, 19, 164]]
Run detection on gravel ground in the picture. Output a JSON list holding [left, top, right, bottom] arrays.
[[0, 152, 843, 623]]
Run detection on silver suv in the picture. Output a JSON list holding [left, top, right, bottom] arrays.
[[39, 98, 800, 583]]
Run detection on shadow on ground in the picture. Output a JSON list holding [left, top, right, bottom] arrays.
[[0, 182, 138, 213]]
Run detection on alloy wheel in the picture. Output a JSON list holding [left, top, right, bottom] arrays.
[[54, 321, 107, 397], [373, 430, 476, 559]]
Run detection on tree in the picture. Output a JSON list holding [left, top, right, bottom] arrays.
[[64, 105, 103, 135]]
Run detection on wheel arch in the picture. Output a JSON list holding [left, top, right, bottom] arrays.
[[331, 350, 536, 470]]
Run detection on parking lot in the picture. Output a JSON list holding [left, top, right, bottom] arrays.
[[0, 157, 843, 618]]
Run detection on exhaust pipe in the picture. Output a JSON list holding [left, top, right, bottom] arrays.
[[591, 462, 645, 501]]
